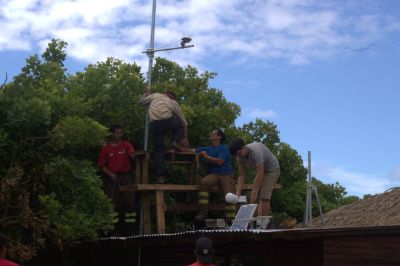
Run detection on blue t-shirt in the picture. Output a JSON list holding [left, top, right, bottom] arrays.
[[195, 144, 233, 175]]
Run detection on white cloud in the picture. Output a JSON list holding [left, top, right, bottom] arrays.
[[312, 160, 400, 197], [0, 0, 399, 66]]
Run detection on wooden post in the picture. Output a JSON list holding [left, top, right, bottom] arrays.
[[142, 152, 152, 234], [187, 163, 193, 184], [135, 155, 142, 184], [156, 190, 165, 234]]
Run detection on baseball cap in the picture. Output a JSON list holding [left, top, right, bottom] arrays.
[[195, 237, 214, 264]]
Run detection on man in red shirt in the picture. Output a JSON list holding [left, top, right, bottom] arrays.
[[98, 125, 136, 233], [0, 234, 19, 266]]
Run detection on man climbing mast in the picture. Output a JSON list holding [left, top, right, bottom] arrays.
[[138, 88, 189, 183]]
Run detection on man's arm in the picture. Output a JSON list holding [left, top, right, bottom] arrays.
[[138, 88, 152, 106], [250, 163, 264, 203], [236, 163, 246, 196], [126, 141, 135, 159], [199, 150, 224, 165], [98, 147, 117, 181], [101, 166, 117, 181]]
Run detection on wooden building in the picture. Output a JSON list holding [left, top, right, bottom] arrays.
[[61, 225, 400, 266]]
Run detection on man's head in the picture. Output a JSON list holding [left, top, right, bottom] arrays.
[[229, 138, 247, 157], [109, 124, 124, 142], [194, 237, 214, 264], [165, 91, 176, 100], [0, 234, 7, 258], [209, 129, 225, 145]]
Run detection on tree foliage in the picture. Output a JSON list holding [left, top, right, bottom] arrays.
[[0, 40, 116, 262]]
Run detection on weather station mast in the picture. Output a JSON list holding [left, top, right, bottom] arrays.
[[137, 1, 194, 265], [142, 0, 194, 152]]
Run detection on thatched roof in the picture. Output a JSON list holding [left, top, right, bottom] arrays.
[[309, 187, 400, 228]]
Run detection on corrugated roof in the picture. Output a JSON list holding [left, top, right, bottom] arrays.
[[101, 225, 400, 243], [102, 228, 284, 240], [310, 187, 400, 228]]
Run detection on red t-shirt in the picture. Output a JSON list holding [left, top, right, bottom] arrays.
[[0, 258, 19, 266], [98, 141, 135, 173]]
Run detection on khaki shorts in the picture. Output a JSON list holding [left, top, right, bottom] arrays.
[[259, 170, 280, 200], [200, 173, 235, 195]]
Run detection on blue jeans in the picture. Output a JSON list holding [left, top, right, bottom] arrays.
[[151, 116, 184, 176]]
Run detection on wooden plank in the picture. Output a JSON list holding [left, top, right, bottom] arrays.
[[165, 161, 194, 164], [135, 158, 142, 184], [120, 183, 281, 192], [166, 203, 226, 212], [142, 152, 149, 183], [133, 150, 149, 157], [156, 190, 165, 234], [134, 150, 197, 156]]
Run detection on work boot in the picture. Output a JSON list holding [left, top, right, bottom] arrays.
[[224, 204, 237, 225], [124, 212, 137, 235], [112, 211, 119, 225], [172, 140, 188, 152]]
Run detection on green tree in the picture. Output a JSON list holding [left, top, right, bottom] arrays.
[[0, 39, 115, 262], [312, 178, 359, 212], [67, 57, 145, 145]]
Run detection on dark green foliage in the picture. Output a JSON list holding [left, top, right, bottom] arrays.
[[40, 158, 114, 241], [0, 39, 116, 261]]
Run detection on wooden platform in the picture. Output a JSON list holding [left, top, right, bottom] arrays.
[[126, 150, 281, 234], [131, 150, 200, 234]]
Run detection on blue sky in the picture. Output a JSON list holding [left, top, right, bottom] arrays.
[[1, 0, 400, 197]]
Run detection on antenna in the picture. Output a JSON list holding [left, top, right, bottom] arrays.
[[303, 151, 325, 227]]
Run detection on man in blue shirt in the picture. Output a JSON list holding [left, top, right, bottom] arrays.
[[194, 130, 236, 223]]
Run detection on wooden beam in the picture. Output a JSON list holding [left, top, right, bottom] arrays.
[[142, 192, 152, 234], [165, 150, 196, 155], [142, 152, 150, 183], [120, 183, 281, 192], [166, 203, 226, 212], [156, 190, 165, 234]]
